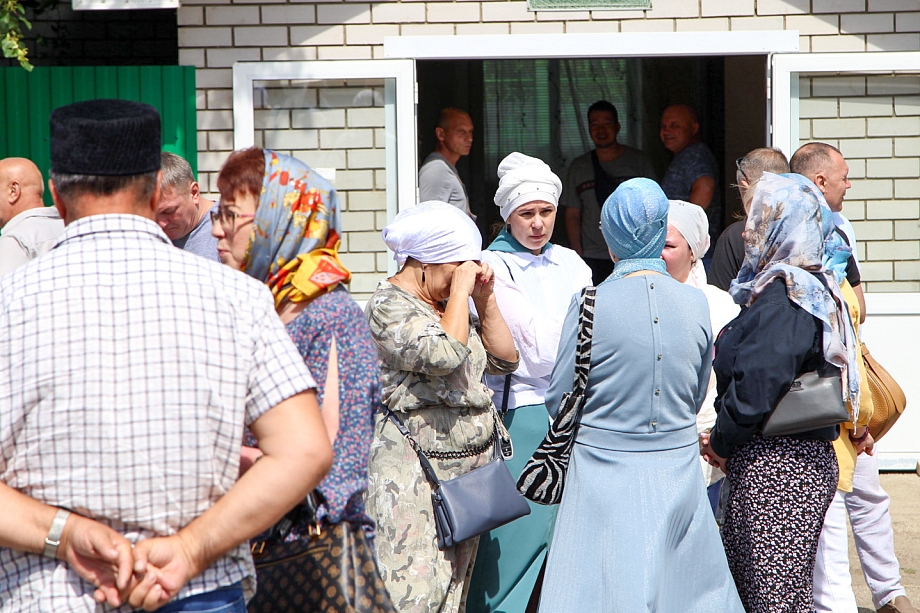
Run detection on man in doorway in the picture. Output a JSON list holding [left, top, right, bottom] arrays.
[[659, 104, 721, 248], [419, 107, 474, 218], [0, 99, 333, 612], [708, 147, 789, 291], [156, 151, 219, 261], [0, 157, 64, 276], [562, 100, 656, 283], [791, 142, 917, 613]]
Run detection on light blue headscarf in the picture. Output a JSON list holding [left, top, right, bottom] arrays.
[[600, 178, 669, 280], [730, 172, 860, 418]]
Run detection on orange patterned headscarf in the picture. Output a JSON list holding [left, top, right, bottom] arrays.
[[243, 150, 351, 307]]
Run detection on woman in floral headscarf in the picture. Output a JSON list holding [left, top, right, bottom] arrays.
[[214, 147, 390, 611], [699, 172, 862, 613], [538, 179, 743, 613]]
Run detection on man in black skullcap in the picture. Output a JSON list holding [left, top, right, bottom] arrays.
[[0, 99, 332, 612]]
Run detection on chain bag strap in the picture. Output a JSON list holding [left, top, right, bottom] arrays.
[[384, 407, 531, 550], [516, 286, 596, 505]]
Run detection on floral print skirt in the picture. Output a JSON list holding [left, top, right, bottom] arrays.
[[722, 433, 838, 613]]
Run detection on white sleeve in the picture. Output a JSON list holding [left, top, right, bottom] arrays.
[[487, 254, 566, 380], [0, 237, 30, 277]]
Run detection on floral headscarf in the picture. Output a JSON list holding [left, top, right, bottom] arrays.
[[243, 150, 350, 307], [729, 172, 860, 418]]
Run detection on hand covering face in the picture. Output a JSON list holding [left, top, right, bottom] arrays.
[[600, 177, 669, 280], [493, 152, 562, 221], [667, 199, 710, 289], [383, 200, 483, 267], [243, 150, 350, 307], [729, 172, 860, 418]]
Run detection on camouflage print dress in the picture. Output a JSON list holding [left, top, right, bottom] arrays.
[[365, 281, 518, 613]]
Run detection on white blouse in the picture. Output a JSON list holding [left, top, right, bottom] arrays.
[[480, 244, 593, 410]]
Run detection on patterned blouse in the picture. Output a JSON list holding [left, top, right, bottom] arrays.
[[365, 281, 518, 453], [246, 285, 380, 533]]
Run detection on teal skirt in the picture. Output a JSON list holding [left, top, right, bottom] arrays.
[[466, 404, 558, 613]]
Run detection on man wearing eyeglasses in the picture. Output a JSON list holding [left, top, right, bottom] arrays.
[[0, 99, 333, 613], [155, 152, 219, 261], [708, 147, 789, 291]]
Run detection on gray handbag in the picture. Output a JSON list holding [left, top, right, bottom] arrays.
[[384, 409, 531, 550], [762, 364, 850, 437]]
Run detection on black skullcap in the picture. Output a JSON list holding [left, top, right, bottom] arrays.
[[50, 99, 162, 176]]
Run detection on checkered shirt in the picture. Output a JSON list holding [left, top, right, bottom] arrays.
[[0, 214, 316, 613]]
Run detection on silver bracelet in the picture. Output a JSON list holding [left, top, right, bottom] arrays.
[[43, 509, 72, 559]]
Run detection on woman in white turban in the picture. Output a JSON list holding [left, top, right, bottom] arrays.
[[365, 201, 519, 613], [467, 153, 591, 613], [661, 200, 739, 512]]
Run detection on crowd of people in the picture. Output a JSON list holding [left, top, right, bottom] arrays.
[[0, 96, 916, 613]]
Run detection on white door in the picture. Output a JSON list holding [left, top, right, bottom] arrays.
[[232, 59, 417, 297], [772, 52, 920, 469]]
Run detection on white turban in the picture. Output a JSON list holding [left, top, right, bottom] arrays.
[[383, 200, 483, 267], [667, 200, 710, 289], [493, 152, 562, 221]]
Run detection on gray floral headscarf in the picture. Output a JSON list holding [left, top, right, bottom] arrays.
[[730, 172, 860, 419]]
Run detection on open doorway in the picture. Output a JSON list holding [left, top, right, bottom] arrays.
[[416, 55, 767, 246]]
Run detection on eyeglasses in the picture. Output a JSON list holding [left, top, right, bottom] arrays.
[[210, 207, 255, 234], [735, 157, 750, 184]]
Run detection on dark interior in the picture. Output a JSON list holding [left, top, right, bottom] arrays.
[[417, 55, 767, 247]]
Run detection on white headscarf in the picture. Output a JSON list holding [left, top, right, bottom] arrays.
[[667, 200, 710, 289], [383, 200, 482, 267], [493, 152, 562, 221]]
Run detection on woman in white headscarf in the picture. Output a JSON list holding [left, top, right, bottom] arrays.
[[661, 200, 739, 512], [467, 153, 591, 613], [365, 201, 519, 613]]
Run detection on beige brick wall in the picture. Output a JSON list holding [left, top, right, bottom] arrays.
[[179, 0, 920, 293], [800, 74, 920, 292], [251, 78, 389, 299]]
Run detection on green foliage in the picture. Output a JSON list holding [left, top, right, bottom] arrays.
[[1, 0, 33, 71]]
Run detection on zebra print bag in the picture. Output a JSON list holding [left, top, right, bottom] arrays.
[[516, 286, 596, 505]]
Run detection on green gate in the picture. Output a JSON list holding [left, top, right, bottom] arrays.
[[0, 65, 197, 206]]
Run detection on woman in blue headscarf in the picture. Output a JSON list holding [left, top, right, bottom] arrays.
[[538, 178, 744, 613], [699, 172, 861, 613]]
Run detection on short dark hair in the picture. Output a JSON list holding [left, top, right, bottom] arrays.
[[587, 100, 619, 123], [789, 142, 842, 179], [50, 171, 158, 205], [217, 146, 265, 203], [437, 108, 470, 131]]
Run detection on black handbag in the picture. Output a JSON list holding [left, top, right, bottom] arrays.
[[385, 409, 531, 550], [516, 286, 596, 505], [762, 363, 850, 437], [248, 492, 396, 613]]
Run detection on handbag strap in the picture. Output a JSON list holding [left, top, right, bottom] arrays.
[[571, 286, 597, 395], [384, 409, 443, 488]]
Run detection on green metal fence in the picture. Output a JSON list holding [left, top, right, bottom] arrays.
[[0, 65, 197, 206]]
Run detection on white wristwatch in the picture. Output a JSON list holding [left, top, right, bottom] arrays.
[[43, 509, 72, 559]]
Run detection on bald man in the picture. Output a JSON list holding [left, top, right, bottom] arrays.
[[659, 104, 721, 246], [419, 108, 474, 218], [0, 157, 64, 276]]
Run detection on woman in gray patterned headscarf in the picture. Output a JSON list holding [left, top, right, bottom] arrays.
[[365, 201, 519, 613]]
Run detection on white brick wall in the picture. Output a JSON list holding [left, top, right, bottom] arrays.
[[801, 73, 920, 290], [179, 0, 920, 294]]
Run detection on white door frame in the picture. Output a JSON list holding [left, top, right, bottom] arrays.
[[772, 51, 920, 469], [232, 59, 417, 222]]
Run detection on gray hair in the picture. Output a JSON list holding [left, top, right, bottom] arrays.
[[789, 142, 842, 181], [737, 147, 790, 188], [51, 171, 159, 205], [160, 152, 195, 193]]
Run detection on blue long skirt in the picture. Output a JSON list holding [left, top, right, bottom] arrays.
[[466, 405, 558, 613], [538, 439, 744, 613]]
